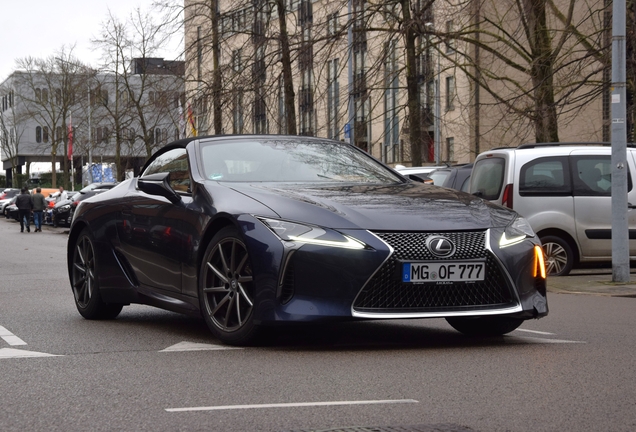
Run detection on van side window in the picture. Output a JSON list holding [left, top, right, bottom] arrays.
[[571, 156, 632, 196], [519, 157, 571, 196], [470, 158, 505, 200]]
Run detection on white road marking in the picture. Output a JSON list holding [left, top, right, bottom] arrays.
[[507, 336, 586, 344], [515, 328, 555, 336], [0, 325, 27, 346], [159, 341, 242, 352], [166, 399, 419, 413], [0, 348, 62, 359]]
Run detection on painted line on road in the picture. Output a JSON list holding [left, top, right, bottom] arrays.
[[159, 341, 242, 352], [515, 328, 555, 336], [0, 326, 27, 346], [165, 399, 419, 413], [509, 336, 586, 344], [0, 348, 62, 359]]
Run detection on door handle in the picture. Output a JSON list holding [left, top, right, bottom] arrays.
[[628, 203, 636, 209]]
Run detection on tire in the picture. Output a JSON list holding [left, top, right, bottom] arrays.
[[199, 226, 259, 345], [540, 235, 574, 276], [71, 228, 123, 320], [446, 316, 524, 336]]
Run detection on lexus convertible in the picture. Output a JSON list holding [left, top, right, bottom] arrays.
[[67, 135, 548, 345]]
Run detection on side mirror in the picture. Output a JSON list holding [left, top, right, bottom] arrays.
[[137, 172, 182, 205]]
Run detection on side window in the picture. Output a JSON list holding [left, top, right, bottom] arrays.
[[519, 157, 571, 196], [571, 155, 632, 196], [470, 157, 505, 200], [141, 148, 191, 193], [460, 176, 471, 192]]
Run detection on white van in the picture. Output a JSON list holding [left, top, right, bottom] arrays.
[[470, 143, 636, 275]]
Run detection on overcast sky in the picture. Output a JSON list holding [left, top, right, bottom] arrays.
[[0, 0, 182, 82]]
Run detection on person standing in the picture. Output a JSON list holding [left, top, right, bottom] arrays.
[[56, 185, 68, 203], [31, 187, 46, 232], [15, 187, 33, 233]]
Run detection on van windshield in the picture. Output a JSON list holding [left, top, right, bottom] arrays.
[[470, 158, 505, 200]]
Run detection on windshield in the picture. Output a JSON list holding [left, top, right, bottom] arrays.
[[199, 138, 403, 184]]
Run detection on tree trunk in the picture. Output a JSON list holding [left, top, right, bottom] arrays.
[[276, 0, 297, 134], [403, 0, 423, 165], [526, 0, 559, 142], [211, 0, 222, 134]]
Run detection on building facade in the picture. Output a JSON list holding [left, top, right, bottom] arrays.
[[0, 58, 185, 186], [183, 0, 608, 167]]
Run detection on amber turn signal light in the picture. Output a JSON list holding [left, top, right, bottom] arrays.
[[533, 245, 546, 279]]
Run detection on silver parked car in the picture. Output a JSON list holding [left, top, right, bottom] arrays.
[[470, 143, 636, 276]]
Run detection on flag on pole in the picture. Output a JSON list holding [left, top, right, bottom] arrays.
[[187, 102, 197, 137], [67, 113, 73, 161], [178, 100, 186, 139]]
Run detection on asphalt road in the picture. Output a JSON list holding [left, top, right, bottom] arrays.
[[0, 218, 635, 432]]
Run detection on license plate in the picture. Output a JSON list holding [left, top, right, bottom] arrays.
[[402, 261, 485, 283]]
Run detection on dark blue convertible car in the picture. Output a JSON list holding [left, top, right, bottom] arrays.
[[67, 135, 548, 345]]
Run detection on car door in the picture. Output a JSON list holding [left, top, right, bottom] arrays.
[[118, 148, 192, 293], [570, 150, 636, 259]]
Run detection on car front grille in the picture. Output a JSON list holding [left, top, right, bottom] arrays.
[[352, 231, 517, 313]]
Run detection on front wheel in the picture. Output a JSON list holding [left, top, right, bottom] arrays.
[[71, 228, 123, 319], [446, 316, 523, 336], [541, 235, 574, 276], [199, 226, 259, 345]]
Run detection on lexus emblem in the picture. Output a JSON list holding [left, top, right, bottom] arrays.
[[426, 236, 455, 258]]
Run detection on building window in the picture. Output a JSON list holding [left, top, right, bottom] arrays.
[[445, 20, 455, 53], [327, 59, 339, 140], [197, 26, 203, 82], [278, 78, 287, 134], [233, 91, 244, 134], [232, 49, 242, 72], [446, 76, 455, 111], [36, 126, 42, 143], [327, 13, 339, 37], [43, 126, 49, 143], [93, 127, 109, 143], [384, 40, 399, 163], [446, 137, 454, 162], [254, 95, 267, 134]]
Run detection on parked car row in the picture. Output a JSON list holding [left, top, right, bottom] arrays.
[[395, 142, 635, 276], [2, 183, 117, 226]]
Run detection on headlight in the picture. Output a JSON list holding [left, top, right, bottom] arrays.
[[258, 217, 365, 249], [500, 216, 535, 248], [60, 205, 71, 211]]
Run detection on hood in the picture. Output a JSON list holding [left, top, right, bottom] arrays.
[[225, 182, 516, 231]]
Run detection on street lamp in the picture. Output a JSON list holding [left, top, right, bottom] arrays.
[[425, 23, 441, 165]]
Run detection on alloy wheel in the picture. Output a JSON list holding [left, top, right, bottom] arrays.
[[543, 241, 568, 275], [202, 237, 254, 332], [72, 235, 96, 308]]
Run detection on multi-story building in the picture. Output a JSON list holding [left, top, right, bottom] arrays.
[[183, 0, 608, 166], [0, 58, 185, 186]]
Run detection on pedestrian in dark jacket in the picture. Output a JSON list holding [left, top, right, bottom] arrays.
[[15, 187, 33, 233], [32, 187, 46, 232]]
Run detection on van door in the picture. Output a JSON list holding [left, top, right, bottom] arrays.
[[570, 150, 636, 259], [515, 156, 574, 234]]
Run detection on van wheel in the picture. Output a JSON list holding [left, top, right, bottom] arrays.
[[541, 235, 574, 276]]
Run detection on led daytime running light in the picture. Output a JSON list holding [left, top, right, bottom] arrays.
[[287, 234, 365, 249], [499, 232, 526, 248]]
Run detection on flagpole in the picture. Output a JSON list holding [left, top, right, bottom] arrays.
[[68, 112, 74, 191]]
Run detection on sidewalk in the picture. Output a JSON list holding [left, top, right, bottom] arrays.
[[548, 267, 636, 297]]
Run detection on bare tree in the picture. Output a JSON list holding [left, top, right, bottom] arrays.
[[94, 7, 184, 179], [14, 49, 89, 188], [448, 0, 610, 145]]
